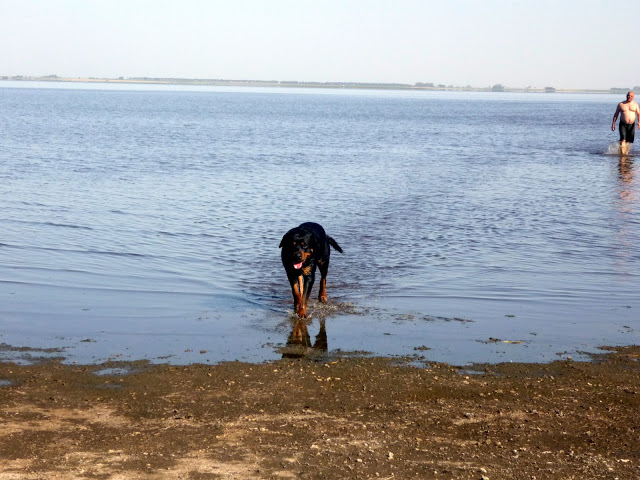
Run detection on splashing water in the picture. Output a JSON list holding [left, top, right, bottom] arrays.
[[605, 140, 636, 156], [605, 141, 622, 155]]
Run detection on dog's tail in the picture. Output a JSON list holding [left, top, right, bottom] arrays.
[[328, 236, 343, 253]]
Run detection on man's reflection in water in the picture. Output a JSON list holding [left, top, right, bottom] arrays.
[[613, 156, 637, 276], [618, 156, 635, 189], [617, 156, 637, 213], [281, 318, 327, 359]]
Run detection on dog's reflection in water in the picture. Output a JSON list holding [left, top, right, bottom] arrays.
[[281, 318, 327, 359]]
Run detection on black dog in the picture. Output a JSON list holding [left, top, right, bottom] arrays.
[[279, 222, 343, 317]]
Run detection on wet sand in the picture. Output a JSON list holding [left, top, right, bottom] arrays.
[[0, 346, 638, 479]]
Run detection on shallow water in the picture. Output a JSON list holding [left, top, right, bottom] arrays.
[[1, 81, 638, 365]]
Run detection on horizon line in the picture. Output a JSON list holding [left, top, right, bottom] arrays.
[[2, 74, 638, 94]]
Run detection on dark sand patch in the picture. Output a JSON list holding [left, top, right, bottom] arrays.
[[0, 346, 638, 479]]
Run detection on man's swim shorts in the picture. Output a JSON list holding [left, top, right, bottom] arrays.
[[620, 121, 636, 143]]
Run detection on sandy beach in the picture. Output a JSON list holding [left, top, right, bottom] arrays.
[[0, 345, 638, 479]]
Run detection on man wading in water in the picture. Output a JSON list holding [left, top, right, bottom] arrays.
[[612, 91, 640, 155]]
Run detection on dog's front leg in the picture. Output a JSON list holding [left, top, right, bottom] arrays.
[[317, 260, 329, 303], [292, 275, 307, 317]]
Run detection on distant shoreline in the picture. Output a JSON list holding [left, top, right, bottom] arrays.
[[0, 75, 626, 94]]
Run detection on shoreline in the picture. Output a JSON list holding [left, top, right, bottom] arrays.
[[0, 346, 638, 478], [1, 293, 638, 367], [0, 75, 618, 94]]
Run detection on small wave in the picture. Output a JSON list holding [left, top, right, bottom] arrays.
[[2, 243, 151, 259], [84, 249, 147, 258], [155, 230, 218, 239], [41, 222, 94, 230], [3, 219, 93, 230]]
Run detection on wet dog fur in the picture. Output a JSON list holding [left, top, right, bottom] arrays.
[[279, 222, 343, 317]]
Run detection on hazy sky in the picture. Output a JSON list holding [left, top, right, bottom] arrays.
[[1, 0, 638, 89]]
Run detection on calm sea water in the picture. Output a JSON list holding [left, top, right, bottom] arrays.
[[1, 81, 638, 365]]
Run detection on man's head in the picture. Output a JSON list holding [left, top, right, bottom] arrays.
[[626, 91, 635, 101]]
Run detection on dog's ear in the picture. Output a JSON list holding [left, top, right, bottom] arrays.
[[279, 231, 291, 249]]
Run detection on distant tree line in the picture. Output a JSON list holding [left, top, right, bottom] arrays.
[[3, 74, 637, 94], [610, 87, 640, 94]]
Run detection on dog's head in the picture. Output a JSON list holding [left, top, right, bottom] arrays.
[[279, 228, 317, 270]]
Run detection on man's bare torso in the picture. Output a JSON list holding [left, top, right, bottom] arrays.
[[618, 100, 640, 124]]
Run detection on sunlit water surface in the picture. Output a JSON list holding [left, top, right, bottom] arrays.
[[1, 81, 638, 365]]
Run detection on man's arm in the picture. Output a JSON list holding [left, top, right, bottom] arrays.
[[635, 103, 640, 129], [612, 104, 621, 131]]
